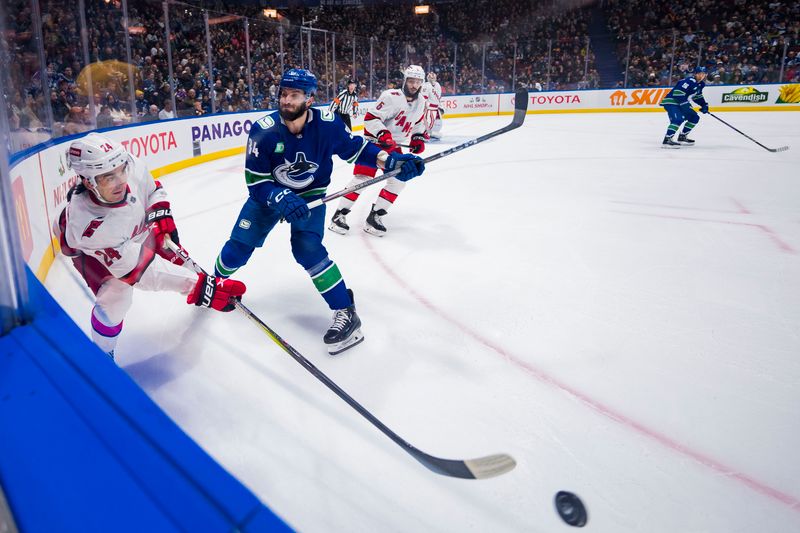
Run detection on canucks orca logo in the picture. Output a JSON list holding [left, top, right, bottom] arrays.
[[273, 152, 320, 189]]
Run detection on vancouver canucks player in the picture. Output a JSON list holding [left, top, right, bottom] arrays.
[[660, 66, 710, 148], [214, 69, 425, 354]]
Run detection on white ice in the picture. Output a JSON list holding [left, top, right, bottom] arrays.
[[46, 111, 800, 532]]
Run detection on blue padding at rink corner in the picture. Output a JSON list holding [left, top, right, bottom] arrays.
[[0, 267, 292, 533]]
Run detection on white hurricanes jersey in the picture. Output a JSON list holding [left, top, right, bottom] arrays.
[[422, 81, 442, 133], [363, 87, 431, 142], [64, 155, 194, 290]]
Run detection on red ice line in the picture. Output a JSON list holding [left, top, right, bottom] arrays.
[[361, 233, 800, 513], [611, 210, 796, 254]]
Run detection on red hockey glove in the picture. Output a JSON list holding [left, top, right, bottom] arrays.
[[409, 133, 426, 154], [146, 201, 186, 265], [376, 130, 397, 151], [187, 273, 246, 312], [147, 201, 179, 246]]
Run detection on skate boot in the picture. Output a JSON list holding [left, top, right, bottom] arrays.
[[328, 208, 351, 234], [324, 291, 364, 355], [364, 205, 388, 236], [661, 136, 681, 149], [677, 133, 695, 145]]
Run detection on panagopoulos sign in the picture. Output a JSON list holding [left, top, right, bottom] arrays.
[[609, 88, 670, 106], [191, 119, 253, 142]]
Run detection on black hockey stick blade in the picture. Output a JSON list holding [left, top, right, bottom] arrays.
[[709, 112, 789, 153], [234, 299, 518, 480], [166, 242, 517, 480], [308, 89, 529, 209], [410, 448, 517, 479]]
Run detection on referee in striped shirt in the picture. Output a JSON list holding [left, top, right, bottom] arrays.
[[329, 79, 359, 130]]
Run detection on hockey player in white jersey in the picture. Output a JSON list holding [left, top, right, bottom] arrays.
[[329, 65, 430, 237], [58, 133, 246, 358], [423, 71, 443, 140]]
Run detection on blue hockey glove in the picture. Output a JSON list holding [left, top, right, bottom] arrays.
[[268, 188, 310, 223], [700, 104, 709, 114], [386, 152, 425, 182]]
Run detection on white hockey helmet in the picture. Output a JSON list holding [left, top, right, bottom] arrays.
[[67, 133, 128, 187], [403, 65, 425, 83], [402, 65, 425, 99]]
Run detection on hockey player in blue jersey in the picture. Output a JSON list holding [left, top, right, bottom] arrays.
[[215, 69, 425, 354], [660, 66, 710, 148]]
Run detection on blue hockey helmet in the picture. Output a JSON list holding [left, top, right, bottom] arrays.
[[694, 66, 708, 74], [280, 68, 318, 96]]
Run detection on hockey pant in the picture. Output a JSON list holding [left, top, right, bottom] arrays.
[[663, 103, 699, 138], [337, 145, 406, 213], [431, 111, 443, 138], [75, 255, 197, 355], [216, 197, 352, 310], [334, 111, 352, 130]]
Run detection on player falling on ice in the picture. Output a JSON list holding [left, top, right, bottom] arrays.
[[58, 133, 246, 359], [329, 65, 432, 237], [660, 66, 710, 148], [213, 69, 425, 355]]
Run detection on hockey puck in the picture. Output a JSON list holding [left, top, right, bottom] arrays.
[[554, 491, 587, 527]]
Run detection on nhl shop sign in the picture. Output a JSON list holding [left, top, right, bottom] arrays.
[[721, 87, 768, 103]]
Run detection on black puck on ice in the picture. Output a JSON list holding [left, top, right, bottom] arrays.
[[554, 491, 587, 527]]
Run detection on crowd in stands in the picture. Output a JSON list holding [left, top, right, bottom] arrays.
[[606, 0, 800, 86], [4, 0, 798, 142]]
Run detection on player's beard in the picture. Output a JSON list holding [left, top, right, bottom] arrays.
[[280, 100, 308, 122], [403, 82, 420, 101]]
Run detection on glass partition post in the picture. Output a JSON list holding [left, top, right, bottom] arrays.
[[77, 0, 95, 128], [668, 30, 676, 85], [244, 18, 254, 110], [163, 1, 177, 117], [120, 0, 137, 123], [624, 34, 631, 88], [203, 11, 215, 114], [0, 1, 31, 332], [453, 43, 457, 94]]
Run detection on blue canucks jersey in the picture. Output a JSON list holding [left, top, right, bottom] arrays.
[[244, 107, 381, 203], [661, 76, 708, 107]]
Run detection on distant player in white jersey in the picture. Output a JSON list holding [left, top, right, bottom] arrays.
[[329, 65, 430, 237], [58, 133, 246, 359], [423, 71, 443, 140]]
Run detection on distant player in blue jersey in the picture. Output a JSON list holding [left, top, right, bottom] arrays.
[[215, 69, 425, 354], [660, 66, 710, 148]]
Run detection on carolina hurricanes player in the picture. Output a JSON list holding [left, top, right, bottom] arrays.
[[58, 133, 246, 359], [329, 65, 430, 237], [423, 71, 443, 140]]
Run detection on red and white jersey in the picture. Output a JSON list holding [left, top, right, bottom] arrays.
[[421, 80, 442, 134], [363, 87, 431, 143], [64, 155, 186, 287], [423, 81, 442, 106]]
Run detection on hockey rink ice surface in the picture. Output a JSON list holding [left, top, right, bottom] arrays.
[[47, 111, 800, 532]]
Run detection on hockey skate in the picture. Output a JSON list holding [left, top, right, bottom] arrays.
[[677, 133, 695, 145], [364, 205, 388, 236], [661, 136, 681, 149], [324, 294, 364, 355], [328, 208, 351, 234]]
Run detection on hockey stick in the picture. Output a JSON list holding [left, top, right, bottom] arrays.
[[167, 241, 517, 479], [307, 88, 530, 209], [708, 112, 789, 153]]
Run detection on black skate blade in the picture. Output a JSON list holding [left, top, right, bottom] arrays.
[[327, 330, 365, 355], [363, 225, 386, 237]]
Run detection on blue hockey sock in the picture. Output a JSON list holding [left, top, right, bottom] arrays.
[[307, 257, 351, 310], [681, 122, 697, 134], [665, 123, 680, 137], [215, 240, 255, 278]]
